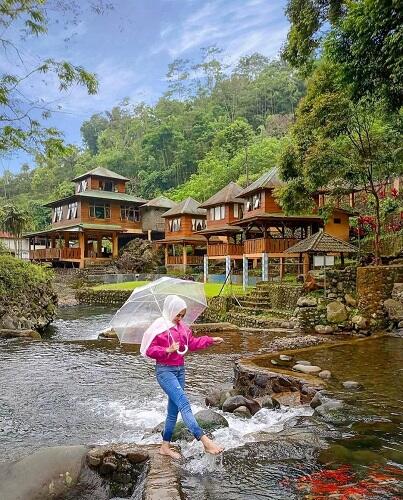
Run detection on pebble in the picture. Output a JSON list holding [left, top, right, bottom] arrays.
[[293, 364, 322, 374], [296, 360, 311, 366], [279, 354, 293, 361], [342, 380, 362, 390], [318, 370, 332, 379]]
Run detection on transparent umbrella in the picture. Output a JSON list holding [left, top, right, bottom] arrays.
[[107, 277, 207, 344]]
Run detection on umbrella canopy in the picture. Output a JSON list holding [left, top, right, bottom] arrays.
[[108, 277, 207, 344]]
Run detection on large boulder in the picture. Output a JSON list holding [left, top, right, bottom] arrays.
[[326, 302, 348, 323], [0, 445, 88, 500], [222, 395, 261, 415], [383, 298, 403, 321], [314, 401, 351, 425], [351, 315, 369, 330], [297, 296, 317, 307], [391, 283, 403, 302]]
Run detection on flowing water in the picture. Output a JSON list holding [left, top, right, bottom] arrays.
[[0, 306, 402, 499]]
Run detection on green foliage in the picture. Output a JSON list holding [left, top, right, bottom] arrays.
[[0, 254, 52, 296], [0, 0, 100, 156]]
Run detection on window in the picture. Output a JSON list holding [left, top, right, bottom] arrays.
[[89, 203, 110, 219], [53, 206, 63, 223], [192, 218, 205, 231], [233, 203, 239, 218], [253, 193, 261, 209], [169, 218, 181, 232], [67, 202, 78, 220], [209, 208, 214, 220], [120, 205, 139, 222], [99, 180, 114, 192], [211, 205, 225, 220], [77, 180, 87, 193], [334, 218, 341, 224]]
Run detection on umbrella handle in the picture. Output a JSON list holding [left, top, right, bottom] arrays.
[[176, 345, 188, 356]]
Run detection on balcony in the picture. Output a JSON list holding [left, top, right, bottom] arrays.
[[207, 243, 244, 257], [166, 255, 204, 265], [244, 238, 299, 255], [30, 247, 81, 261]]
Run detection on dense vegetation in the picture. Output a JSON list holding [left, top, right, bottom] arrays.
[[1, 50, 304, 230], [0, 254, 53, 296]]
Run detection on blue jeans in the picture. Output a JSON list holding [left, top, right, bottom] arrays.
[[156, 364, 204, 442]]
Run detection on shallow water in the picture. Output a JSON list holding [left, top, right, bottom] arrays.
[[1, 306, 402, 499]]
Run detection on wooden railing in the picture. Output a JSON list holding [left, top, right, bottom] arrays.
[[60, 247, 81, 259], [207, 244, 244, 257], [244, 238, 299, 255], [30, 248, 60, 260], [166, 255, 204, 265]]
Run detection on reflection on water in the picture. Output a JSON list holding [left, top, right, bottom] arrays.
[[1, 306, 402, 499]]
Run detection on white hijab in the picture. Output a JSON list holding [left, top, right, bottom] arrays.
[[140, 295, 187, 357]]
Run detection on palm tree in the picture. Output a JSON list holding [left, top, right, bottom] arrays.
[[0, 204, 30, 258]]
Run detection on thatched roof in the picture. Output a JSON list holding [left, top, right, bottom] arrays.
[[72, 167, 130, 182], [238, 168, 283, 197], [285, 231, 358, 254], [199, 182, 244, 207], [161, 197, 206, 217]]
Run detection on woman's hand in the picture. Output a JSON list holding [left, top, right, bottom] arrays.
[[166, 341, 180, 353], [212, 337, 224, 345]]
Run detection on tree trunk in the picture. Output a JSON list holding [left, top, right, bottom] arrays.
[[373, 192, 381, 265]]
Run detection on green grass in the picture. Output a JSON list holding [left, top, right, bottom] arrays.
[[93, 280, 247, 297]]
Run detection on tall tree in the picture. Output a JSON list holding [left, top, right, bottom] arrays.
[[0, 203, 30, 257]]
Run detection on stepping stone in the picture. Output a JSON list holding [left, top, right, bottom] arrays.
[[293, 364, 322, 374]]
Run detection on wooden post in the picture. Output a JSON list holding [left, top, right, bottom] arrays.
[[64, 233, 70, 248], [279, 257, 285, 280], [147, 229, 152, 241], [112, 232, 118, 258], [182, 243, 187, 272], [340, 252, 345, 268], [303, 253, 310, 278], [97, 236, 103, 257], [164, 245, 169, 267], [78, 231, 85, 268]]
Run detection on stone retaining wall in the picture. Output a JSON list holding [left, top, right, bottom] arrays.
[[258, 283, 303, 311], [357, 265, 403, 319], [76, 288, 131, 306], [324, 267, 357, 300]]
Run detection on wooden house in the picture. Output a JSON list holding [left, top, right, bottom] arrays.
[[157, 197, 210, 270], [197, 182, 245, 260], [140, 196, 176, 241], [27, 167, 147, 268]]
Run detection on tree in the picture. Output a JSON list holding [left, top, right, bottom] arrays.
[[80, 113, 109, 154], [0, 0, 99, 156], [0, 203, 30, 257], [282, 0, 402, 109], [278, 61, 402, 263]]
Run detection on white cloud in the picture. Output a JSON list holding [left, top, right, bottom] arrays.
[[154, 0, 285, 61]]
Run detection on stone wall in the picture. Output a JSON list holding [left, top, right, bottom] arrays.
[[357, 265, 403, 320], [323, 266, 357, 300], [259, 283, 303, 311], [199, 296, 235, 322], [76, 288, 131, 306]]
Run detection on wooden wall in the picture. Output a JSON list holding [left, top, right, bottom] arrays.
[[164, 214, 206, 238]]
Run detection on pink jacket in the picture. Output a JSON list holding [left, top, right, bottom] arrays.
[[146, 321, 214, 366]]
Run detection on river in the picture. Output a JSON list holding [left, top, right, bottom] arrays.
[[0, 306, 402, 499]]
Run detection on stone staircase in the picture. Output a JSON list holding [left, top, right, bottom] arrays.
[[226, 281, 297, 329]]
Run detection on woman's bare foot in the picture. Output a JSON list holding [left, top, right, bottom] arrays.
[[159, 443, 181, 460], [201, 435, 224, 455]]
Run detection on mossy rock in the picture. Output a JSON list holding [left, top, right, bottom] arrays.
[[172, 410, 229, 442]]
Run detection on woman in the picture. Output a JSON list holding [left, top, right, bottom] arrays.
[[140, 295, 224, 459]]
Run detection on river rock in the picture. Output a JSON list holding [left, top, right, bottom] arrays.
[[255, 395, 280, 410], [219, 388, 238, 407], [391, 282, 403, 302], [342, 380, 362, 390], [314, 324, 334, 334], [318, 370, 332, 379], [293, 364, 322, 374], [272, 391, 301, 407], [0, 328, 41, 339], [351, 315, 369, 329], [222, 395, 261, 415], [279, 354, 293, 361], [297, 296, 317, 307], [344, 294, 357, 307], [326, 302, 348, 323], [170, 409, 229, 441], [233, 405, 252, 418], [309, 390, 333, 409], [384, 298, 403, 321], [0, 445, 88, 500], [296, 360, 311, 366], [314, 400, 351, 425], [205, 384, 233, 408]]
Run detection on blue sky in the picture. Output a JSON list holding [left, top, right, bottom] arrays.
[[2, 0, 288, 174]]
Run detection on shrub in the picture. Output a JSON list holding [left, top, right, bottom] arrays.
[[0, 255, 53, 296]]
